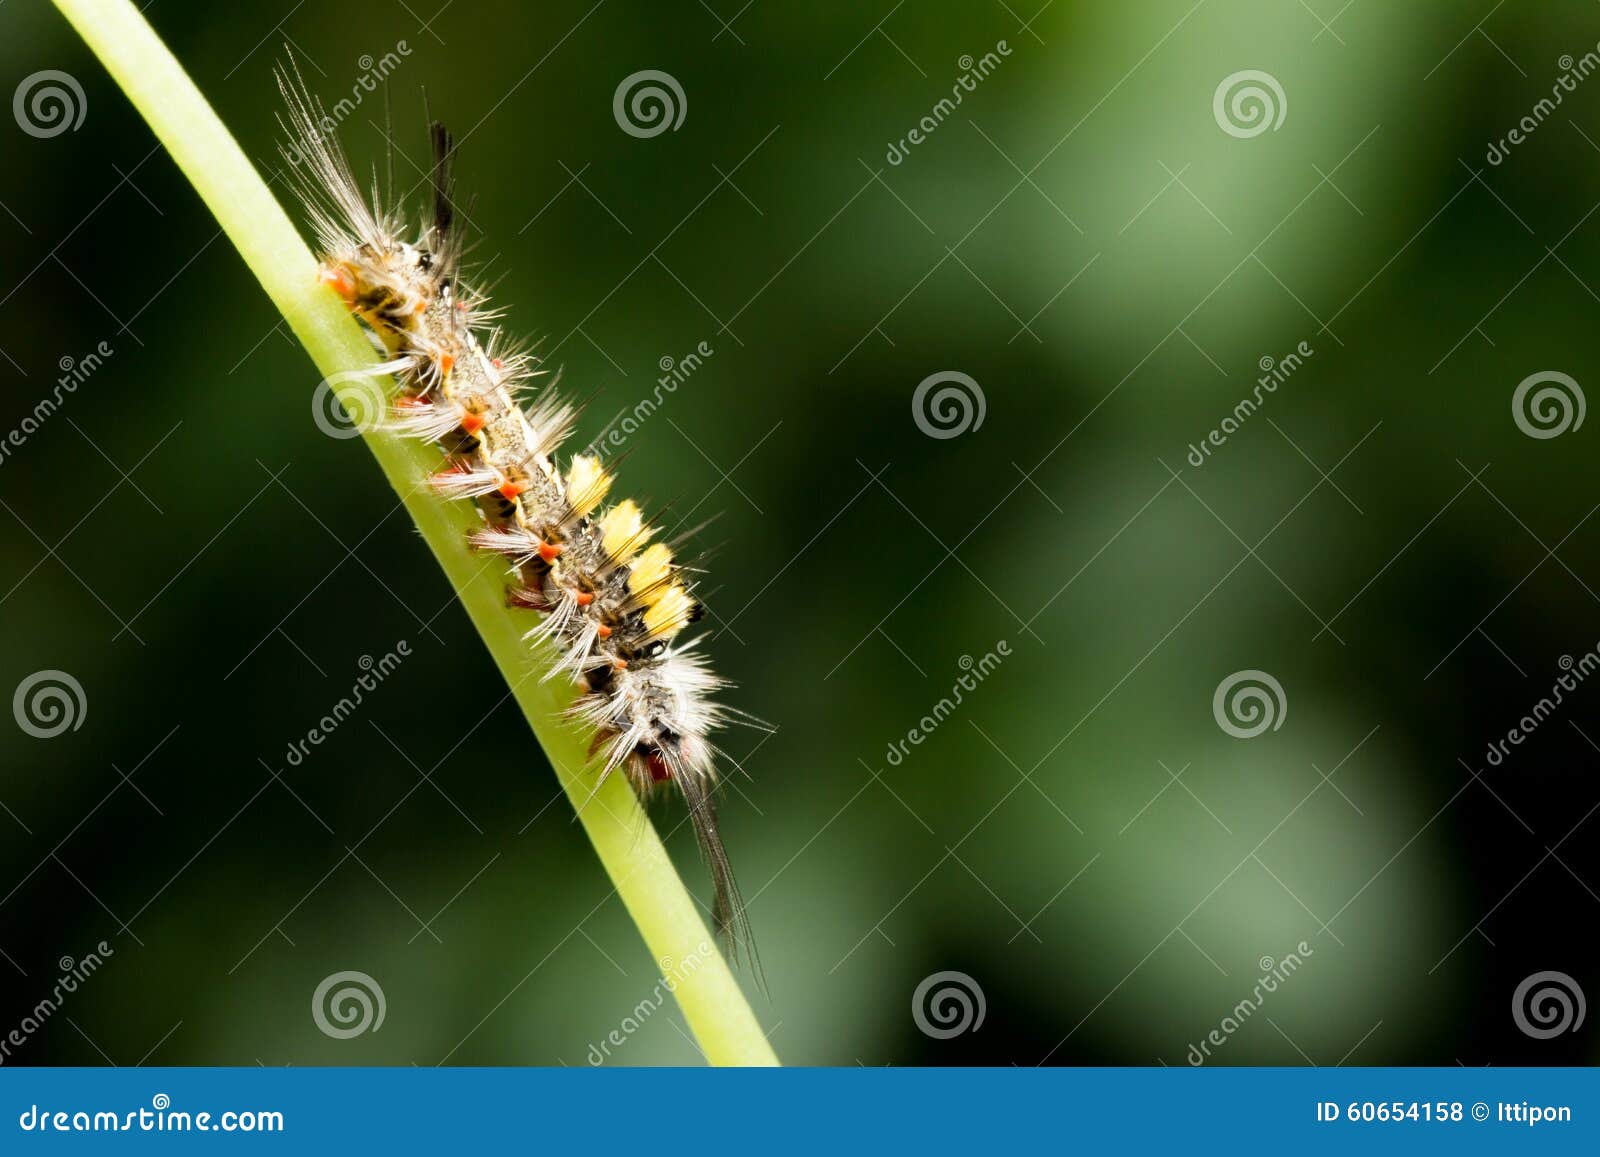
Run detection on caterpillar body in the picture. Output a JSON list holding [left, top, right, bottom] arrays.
[[276, 73, 755, 961]]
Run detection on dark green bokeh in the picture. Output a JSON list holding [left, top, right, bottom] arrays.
[[2, 1, 1597, 1066]]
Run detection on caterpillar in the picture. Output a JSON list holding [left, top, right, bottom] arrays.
[[275, 69, 756, 963]]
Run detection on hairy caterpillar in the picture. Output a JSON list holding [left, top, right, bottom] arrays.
[[275, 69, 756, 962]]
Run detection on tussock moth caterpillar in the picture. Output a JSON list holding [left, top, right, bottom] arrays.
[[275, 67, 758, 963]]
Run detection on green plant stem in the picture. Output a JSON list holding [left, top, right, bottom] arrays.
[[52, 0, 776, 1068]]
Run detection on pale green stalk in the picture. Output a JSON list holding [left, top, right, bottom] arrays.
[[51, 0, 775, 1067]]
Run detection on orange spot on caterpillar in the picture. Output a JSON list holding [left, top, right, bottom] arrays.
[[413, 300, 427, 316], [596, 623, 613, 639], [317, 262, 358, 304], [491, 357, 503, 370], [460, 409, 485, 435], [612, 659, 628, 672], [498, 479, 526, 501], [438, 353, 455, 377], [537, 540, 563, 563], [573, 590, 594, 607]]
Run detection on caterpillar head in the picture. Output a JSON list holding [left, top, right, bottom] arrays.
[[318, 239, 441, 336]]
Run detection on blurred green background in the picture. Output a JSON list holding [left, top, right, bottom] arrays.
[[2, 0, 1598, 1066]]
